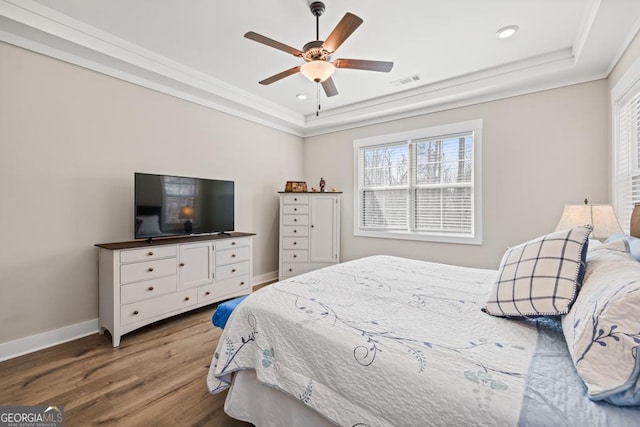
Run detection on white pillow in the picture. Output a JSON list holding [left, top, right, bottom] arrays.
[[483, 225, 592, 317], [562, 240, 640, 405], [136, 215, 162, 236]]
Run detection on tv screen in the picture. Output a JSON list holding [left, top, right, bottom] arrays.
[[134, 173, 234, 239]]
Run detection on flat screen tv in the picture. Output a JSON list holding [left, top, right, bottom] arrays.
[[134, 172, 234, 240]]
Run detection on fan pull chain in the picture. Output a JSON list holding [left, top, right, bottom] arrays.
[[316, 83, 321, 117]]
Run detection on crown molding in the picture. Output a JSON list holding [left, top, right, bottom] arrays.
[[0, 0, 635, 137]]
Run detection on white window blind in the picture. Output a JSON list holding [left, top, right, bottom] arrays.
[[614, 71, 640, 231], [354, 120, 482, 244]]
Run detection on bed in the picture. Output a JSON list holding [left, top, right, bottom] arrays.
[[207, 229, 640, 426]]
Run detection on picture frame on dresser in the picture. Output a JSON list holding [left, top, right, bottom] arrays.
[[95, 232, 254, 347]]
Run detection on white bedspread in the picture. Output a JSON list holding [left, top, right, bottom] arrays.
[[207, 255, 540, 426]]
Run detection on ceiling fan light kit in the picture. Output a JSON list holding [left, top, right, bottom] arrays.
[[244, 1, 394, 101]]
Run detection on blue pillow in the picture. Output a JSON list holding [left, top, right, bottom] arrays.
[[605, 233, 640, 261], [212, 296, 247, 328]]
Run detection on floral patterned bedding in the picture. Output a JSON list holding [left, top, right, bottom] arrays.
[[207, 255, 548, 426]]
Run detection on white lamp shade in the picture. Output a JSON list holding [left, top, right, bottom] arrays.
[[555, 204, 623, 240], [300, 60, 336, 83]]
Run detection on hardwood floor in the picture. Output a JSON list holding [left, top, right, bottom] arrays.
[[0, 305, 253, 426]]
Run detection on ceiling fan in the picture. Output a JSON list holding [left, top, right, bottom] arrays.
[[244, 1, 394, 98]]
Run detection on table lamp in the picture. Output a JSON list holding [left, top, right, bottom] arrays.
[[179, 206, 194, 234], [555, 198, 623, 240]]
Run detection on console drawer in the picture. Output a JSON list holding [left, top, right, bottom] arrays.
[[216, 246, 250, 266], [121, 275, 176, 305], [120, 258, 176, 284], [198, 276, 250, 303], [121, 246, 176, 263], [216, 237, 249, 251], [215, 261, 250, 281], [120, 289, 196, 325]]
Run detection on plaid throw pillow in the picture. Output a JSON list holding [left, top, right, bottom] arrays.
[[483, 225, 592, 317]]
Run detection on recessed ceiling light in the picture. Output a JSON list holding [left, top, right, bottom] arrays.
[[296, 94, 307, 100], [496, 25, 519, 39]]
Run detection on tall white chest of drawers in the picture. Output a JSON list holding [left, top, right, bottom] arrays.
[[278, 192, 341, 280], [96, 232, 253, 347]]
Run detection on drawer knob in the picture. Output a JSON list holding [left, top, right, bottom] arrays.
[[293, 229, 297, 233], [133, 310, 139, 315], [294, 198, 297, 201], [231, 269, 236, 273], [293, 241, 297, 245], [311, 225, 315, 228], [294, 218, 297, 222], [205, 291, 210, 296], [288, 268, 293, 272], [148, 286, 154, 291], [231, 254, 236, 258], [184, 296, 190, 302], [294, 208, 297, 211], [293, 254, 297, 258], [231, 242, 236, 245], [240, 282, 245, 286], [148, 251, 154, 256], [148, 267, 154, 272], [179, 263, 185, 267]]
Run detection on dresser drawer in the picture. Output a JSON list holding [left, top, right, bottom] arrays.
[[282, 226, 309, 237], [121, 246, 176, 263], [215, 261, 250, 281], [121, 275, 177, 304], [283, 215, 309, 226], [120, 289, 196, 325], [216, 246, 250, 266], [283, 205, 309, 214], [281, 263, 317, 277], [283, 195, 309, 204], [198, 276, 250, 303], [216, 237, 250, 251], [282, 237, 309, 250], [120, 258, 176, 284], [282, 250, 308, 263]]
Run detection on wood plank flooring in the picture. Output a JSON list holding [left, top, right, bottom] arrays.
[[0, 305, 253, 427]]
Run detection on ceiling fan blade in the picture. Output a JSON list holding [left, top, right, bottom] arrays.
[[322, 13, 363, 53], [258, 66, 301, 85], [334, 59, 394, 72], [321, 77, 338, 97], [244, 31, 303, 57]]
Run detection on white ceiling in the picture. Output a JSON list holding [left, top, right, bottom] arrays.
[[1, 0, 639, 136]]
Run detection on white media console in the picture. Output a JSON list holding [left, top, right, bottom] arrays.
[[96, 232, 253, 347]]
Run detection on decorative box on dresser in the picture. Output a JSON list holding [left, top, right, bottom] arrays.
[[96, 232, 253, 347], [278, 192, 341, 280]]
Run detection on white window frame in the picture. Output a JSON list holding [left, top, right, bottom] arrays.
[[353, 119, 483, 245], [612, 57, 640, 232]]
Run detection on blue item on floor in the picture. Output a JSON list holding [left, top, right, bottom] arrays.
[[212, 295, 247, 329]]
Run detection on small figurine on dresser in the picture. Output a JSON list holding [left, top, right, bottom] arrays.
[[319, 177, 326, 192]]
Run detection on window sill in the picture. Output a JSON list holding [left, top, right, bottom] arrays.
[[354, 229, 482, 245]]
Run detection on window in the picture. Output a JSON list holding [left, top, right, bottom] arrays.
[[354, 119, 482, 244], [613, 62, 640, 231], [162, 176, 199, 230]]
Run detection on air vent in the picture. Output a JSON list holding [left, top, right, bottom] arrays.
[[390, 74, 421, 87]]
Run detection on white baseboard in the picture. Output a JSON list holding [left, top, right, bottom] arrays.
[[252, 270, 278, 287], [0, 319, 99, 363], [0, 272, 280, 362]]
